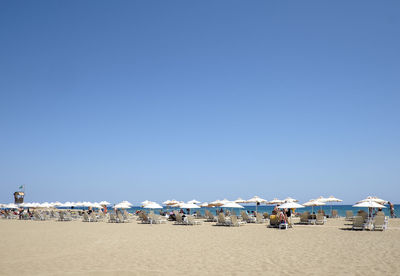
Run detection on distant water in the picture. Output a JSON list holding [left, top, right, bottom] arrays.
[[110, 204, 399, 217]]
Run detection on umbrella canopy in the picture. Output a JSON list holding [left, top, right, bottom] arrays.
[[234, 198, 247, 203], [268, 198, 284, 205], [303, 200, 326, 206], [141, 200, 153, 206], [199, 202, 209, 207], [143, 203, 163, 209], [187, 199, 201, 204], [179, 203, 200, 209], [99, 201, 111, 206], [278, 202, 304, 209], [5, 203, 18, 209], [247, 196, 267, 204], [321, 196, 342, 203], [162, 200, 172, 205], [114, 202, 131, 209], [91, 203, 103, 209], [51, 201, 63, 207], [209, 200, 224, 207], [353, 200, 386, 208], [221, 202, 244, 208], [39, 202, 52, 208], [283, 197, 298, 203], [357, 196, 387, 205]]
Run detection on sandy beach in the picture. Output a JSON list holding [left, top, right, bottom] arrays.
[[1, 218, 399, 275]]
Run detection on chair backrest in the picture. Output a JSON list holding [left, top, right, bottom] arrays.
[[109, 213, 116, 221], [353, 216, 364, 228], [187, 216, 195, 225], [241, 211, 249, 221], [90, 212, 97, 220], [263, 212, 269, 219], [218, 213, 226, 224], [256, 213, 263, 223], [300, 212, 308, 222], [373, 215, 385, 229], [117, 212, 124, 222], [316, 214, 324, 222], [331, 210, 338, 217], [345, 210, 353, 218], [175, 213, 183, 224], [83, 212, 89, 221], [231, 215, 238, 226]]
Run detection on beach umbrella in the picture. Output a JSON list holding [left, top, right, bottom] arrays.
[[187, 199, 201, 204], [179, 203, 200, 211], [221, 202, 244, 214], [353, 200, 386, 208], [357, 196, 387, 205], [234, 198, 247, 203], [167, 200, 180, 206], [5, 203, 18, 209], [268, 198, 284, 205], [143, 202, 163, 209], [51, 201, 63, 207], [99, 201, 111, 206], [39, 202, 52, 208], [320, 196, 343, 215], [141, 200, 154, 206], [303, 200, 325, 213], [115, 202, 131, 209], [221, 202, 244, 209], [209, 200, 224, 207], [247, 196, 267, 213], [199, 202, 209, 207], [119, 200, 133, 207], [162, 200, 172, 205], [278, 202, 304, 209], [91, 203, 103, 209], [283, 197, 298, 203], [353, 199, 386, 217]]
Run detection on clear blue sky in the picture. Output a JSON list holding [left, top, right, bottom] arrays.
[[1, 1, 399, 204]]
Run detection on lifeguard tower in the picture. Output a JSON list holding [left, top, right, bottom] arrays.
[[14, 191, 25, 204]]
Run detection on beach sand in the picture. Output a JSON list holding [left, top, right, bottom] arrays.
[[0, 218, 399, 275]]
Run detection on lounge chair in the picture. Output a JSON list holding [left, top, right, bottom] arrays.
[[263, 212, 269, 219], [82, 212, 91, 222], [205, 210, 217, 222], [315, 214, 324, 225], [108, 213, 118, 223], [255, 213, 265, 224], [216, 213, 228, 226], [241, 211, 256, 223], [373, 215, 387, 231], [331, 210, 339, 218], [299, 212, 309, 224], [33, 211, 45, 221], [352, 216, 364, 230], [345, 211, 354, 221]]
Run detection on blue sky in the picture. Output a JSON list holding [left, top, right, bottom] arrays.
[[0, 1, 399, 204]]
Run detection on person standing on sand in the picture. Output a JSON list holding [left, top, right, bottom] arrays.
[[388, 202, 396, 218]]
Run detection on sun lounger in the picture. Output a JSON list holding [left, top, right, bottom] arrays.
[[315, 214, 324, 225], [263, 212, 269, 219], [205, 210, 217, 222], [345, 210, 354, 221], [299, 212, 309, 224], [108, 213, 118, 223], [33, 211, 45, 221], [216, 213, 228, 226], [373, 215, 388, 231], [82, 212, 91, 222], [255, 213, 265, 224], [331, 210, 338, 218], [241, 211, 256, 223], [352, 216, 365, 230]]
